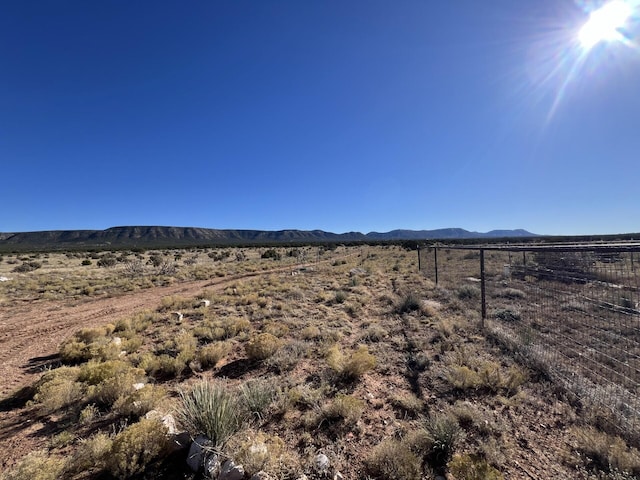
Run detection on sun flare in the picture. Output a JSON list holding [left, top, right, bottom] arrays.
[[579, 1, 632, 49]]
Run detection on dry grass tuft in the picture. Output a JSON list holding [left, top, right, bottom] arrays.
[[571, 426, 640, 476], [198, 341, 232, 369], [326, 344, 376, 380], [365, 438, 422, 480], [448, 453, 503, 480]]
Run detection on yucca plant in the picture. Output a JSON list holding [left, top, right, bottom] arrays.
[[176, 380, 244, 448]]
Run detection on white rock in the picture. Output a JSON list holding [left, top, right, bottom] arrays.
[[144, 411, 178, 435], [112, 336, 122, 345], [171, 311, 184, 321], [219, 459, 245, 480], [0, 276, 11, 282], [186, 435, 211, 472], [161, 413, 177, 434], [199, 299, 211, 307], [333, 472, 344, 480], [314, 453, 330, 472], [133, 382, 145, 390]]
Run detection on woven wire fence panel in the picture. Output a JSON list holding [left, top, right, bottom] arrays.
[[421, 245, 640, 443]]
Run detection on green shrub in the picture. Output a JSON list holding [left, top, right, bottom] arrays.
[[222, 317, 252, 338], [78, 360, 132, 385], [80, 361, 146, 407], [12, 261, 42, 273], [65, 433, 112, 475], [81, 259, 92, 266], [97, 255, 117, 268], [30, 367, 85, 415], [261, 249, 281, 260], [107, 419, 169, 479], [112, 384, 167, 418], [78, 403, 100, 424], [177, 380, 245, 448], [246, 333, 282, 361], [59, 340, 91, 363]]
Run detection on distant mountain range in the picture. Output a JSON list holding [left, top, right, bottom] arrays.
[[0, 226, 537, 250]]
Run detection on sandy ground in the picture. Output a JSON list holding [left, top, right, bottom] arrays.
[[0, 262, 324, 468]]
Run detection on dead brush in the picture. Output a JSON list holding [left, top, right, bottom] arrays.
[[570, 426, 640, 476]]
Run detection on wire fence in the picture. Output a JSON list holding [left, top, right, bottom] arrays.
[[420, 243, 640, 443]]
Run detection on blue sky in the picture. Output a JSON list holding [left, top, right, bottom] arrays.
[[2, 1, 639, 235]]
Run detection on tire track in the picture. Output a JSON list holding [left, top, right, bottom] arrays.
[[0, 259, 340, 398]]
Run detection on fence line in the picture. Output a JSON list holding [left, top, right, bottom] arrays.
[[420, 242, 640, 444]]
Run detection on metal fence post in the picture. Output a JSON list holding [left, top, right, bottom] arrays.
[[480, 249, 486, 327], [434, 247, 439, 285]]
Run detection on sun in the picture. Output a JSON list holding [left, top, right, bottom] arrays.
[[579, 1, 632, 49]]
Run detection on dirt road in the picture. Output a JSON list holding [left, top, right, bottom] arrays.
[[0, 262, 316, 399]]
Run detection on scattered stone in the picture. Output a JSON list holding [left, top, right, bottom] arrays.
[[296, 475, 309, 480], [171, 311, 184, 321], [349, 268, 367, 276], [219, 459, 245, 480], [314, 453, 330, 472], [333, 472, 344, 480], [112, 337, 122, 345], [186, 435, 211, 472], [199, 299, 211, 308], [0, 276, 11, 282], [133, 382, 145, 390]]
